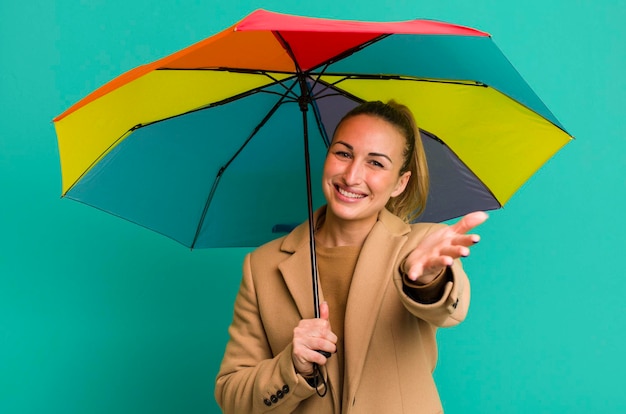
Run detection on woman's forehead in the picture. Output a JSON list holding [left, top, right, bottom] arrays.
[[333, 115, 406, 151]]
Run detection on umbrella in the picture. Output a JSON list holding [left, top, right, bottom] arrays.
[[53, 9, 572, 317]]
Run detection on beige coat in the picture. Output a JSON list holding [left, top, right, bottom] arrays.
[[215, 208, 470, 413]]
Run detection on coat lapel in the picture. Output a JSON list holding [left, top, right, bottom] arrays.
[[343, 210, 410, 400], [277, 220, 319, 320]]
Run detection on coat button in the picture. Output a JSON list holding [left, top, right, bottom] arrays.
[[283, 385, 290, 394], [276, 390, 284, 399], [270, 395, 279, 404], [263, 399, 272, 406]]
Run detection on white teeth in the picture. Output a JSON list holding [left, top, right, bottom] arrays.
[[338, 187, 365, 199]]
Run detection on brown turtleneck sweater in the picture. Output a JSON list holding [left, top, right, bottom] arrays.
[[315, 243, 361, 398]]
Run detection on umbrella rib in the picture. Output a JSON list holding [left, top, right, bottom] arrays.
[[309, 76, 368, 104], [64, 195, 193, 248], [419, 128, 503, 220], [156, 67, 301, 101], [308, 97, 332, 148], [157, 66, 297, 76], [221, 79, 299, 171], [306, 63, 330, 94], [306, 75, 364, 148], [305, 74, 486, 107], [315, 73, 488, 87], [132, 75, 298, 130], [62, 129, 135, 196], [189, 80, 299, 249]]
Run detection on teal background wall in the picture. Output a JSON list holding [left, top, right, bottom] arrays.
[[1, 0, 624, 413]]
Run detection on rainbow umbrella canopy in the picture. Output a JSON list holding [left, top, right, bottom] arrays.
[[54, 9, 572, 251]]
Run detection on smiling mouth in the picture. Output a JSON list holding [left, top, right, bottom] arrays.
[[336, 185, 366, 199]]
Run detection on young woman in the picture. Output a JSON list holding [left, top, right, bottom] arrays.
[[215, 101, 488, 413]]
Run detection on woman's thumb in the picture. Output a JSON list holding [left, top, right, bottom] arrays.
[[319, 301, 330, 320]]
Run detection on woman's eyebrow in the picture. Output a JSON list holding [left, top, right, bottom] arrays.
[[368, 152, 393, 163], [333, 140, 353, 150], [333, 141, 393, 163]]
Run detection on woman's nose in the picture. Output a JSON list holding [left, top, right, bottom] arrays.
[[342, 161, 363, 185]]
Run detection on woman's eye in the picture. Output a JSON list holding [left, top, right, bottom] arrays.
[[370, 160, 384, 168], [335, 151, 351, 158]]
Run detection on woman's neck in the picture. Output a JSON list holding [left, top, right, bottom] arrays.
[[315, 212, 377, 248]]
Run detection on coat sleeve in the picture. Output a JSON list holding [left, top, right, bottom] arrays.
[[393, 223, 471, 328], [214, 253, 323, 413]]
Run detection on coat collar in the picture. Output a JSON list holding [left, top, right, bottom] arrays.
[[280, 206, 410, 252]]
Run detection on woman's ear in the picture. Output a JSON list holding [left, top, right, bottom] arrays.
[[391, 171, 411, 198]]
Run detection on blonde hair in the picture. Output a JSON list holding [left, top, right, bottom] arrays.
[[335, 100, 429, 222]]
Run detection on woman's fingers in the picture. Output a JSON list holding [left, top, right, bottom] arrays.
[[403, 212, 487, 282], [291, 304, 337, 376], [449, 233, 481, 247], [450, 211, 489, 235]]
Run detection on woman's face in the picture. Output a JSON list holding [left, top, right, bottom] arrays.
[[322, 114, 411, 227]]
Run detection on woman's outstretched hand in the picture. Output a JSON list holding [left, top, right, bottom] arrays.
[[403, 211, 489, 284], [291, 301, 337, 377]]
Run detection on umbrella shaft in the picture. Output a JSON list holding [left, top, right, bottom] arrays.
[[297, 78, 321, 319], [303, 110, 321, 319]]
